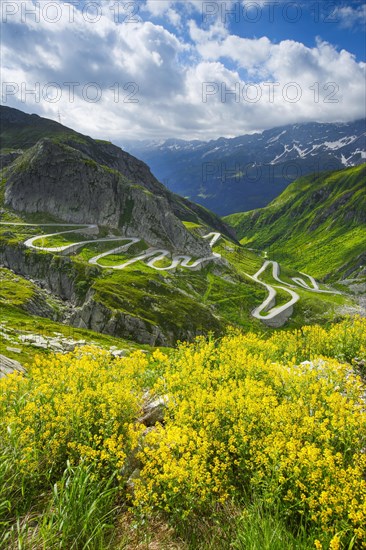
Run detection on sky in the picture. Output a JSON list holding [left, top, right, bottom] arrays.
[[1, 0, 365, 141]]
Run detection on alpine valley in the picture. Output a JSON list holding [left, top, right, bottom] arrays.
[[2, 0, 366, 543], [0, 106, 365, 365]]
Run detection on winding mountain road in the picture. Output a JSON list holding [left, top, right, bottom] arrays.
[[0, 222, 221, 271], [0, 223, 339, 326], [244, 260, 340, 326]]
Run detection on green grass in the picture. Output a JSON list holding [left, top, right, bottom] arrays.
[[147, 256, 176, 269], [0, 268, 35, 307], [91, 252, 131, 267], [201, 271, 266, 331], [171, 501, 318, 550], [217, 241, 264, 277], [93, 268, 224, 339], [0, 112, 89, 151], [183, 221, 202, 230], [232, 503, 314, 550], [28, 230, 97, 248], [89, 241, 149, 267], [0, 177, 6, 204], [1, 461, 119, 550], [226, 165, 366, 281], [36, 462, 119, 549]]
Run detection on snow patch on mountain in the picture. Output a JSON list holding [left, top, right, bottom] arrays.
[[267, 130, 287, 144], [120, 119, 366, 215], [323, 136, 358, 150]]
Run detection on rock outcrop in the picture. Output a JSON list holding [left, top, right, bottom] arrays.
[[0, 355, 25, 378]]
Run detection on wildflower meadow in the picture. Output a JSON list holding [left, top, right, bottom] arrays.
[[0, 317, 365, 549]]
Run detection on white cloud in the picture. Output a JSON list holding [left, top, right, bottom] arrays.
[[144, 0, 181, 26], [190, 21, 270, 72], [1, 1, 365, 140], [334, 4, 366, 29]]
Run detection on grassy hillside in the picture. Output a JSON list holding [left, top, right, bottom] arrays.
[[0, 267, 152, 366], [225, 164, 366, 281], [0, 107, 86, 151]]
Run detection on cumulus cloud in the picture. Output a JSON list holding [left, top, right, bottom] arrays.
[[185, 25, 366, 132], [1, 0, 365, 140], [334, 4, 366, 29], [143, 1, 182, 26]]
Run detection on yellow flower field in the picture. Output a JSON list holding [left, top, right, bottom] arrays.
[[0, 317, 365, 549]]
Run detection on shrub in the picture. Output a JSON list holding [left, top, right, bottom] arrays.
[[134, 320, 366, 548], [1, 318, 365, 548], [0, 347, 147, 499]]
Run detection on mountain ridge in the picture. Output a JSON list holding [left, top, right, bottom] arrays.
[[122, 119, 366, 215]]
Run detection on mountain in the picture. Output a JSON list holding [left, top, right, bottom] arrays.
[[0, 107, 360, 349], [121, 120, 366, 216], [0, 106, 235, 254], [225, 164, 366, 282]]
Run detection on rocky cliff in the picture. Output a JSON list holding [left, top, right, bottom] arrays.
[[4, 139, 209, 255], [1, 106, 236, 255]]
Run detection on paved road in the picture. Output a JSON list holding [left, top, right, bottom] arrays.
[[1, 222, 221, 271], [244, 260, 340, 325], [0, 222, 339, 326]]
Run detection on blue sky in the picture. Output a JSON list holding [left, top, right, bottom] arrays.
[[155, 1, 365, 58], [1, 0, 365, 140]]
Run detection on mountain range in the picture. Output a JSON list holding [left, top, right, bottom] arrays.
[[0, 106, 364, 354], [121, 119, 366, 215]]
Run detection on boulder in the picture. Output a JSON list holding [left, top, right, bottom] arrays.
[[139, 396, 168, 427], [0, 355, 26, 378]]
